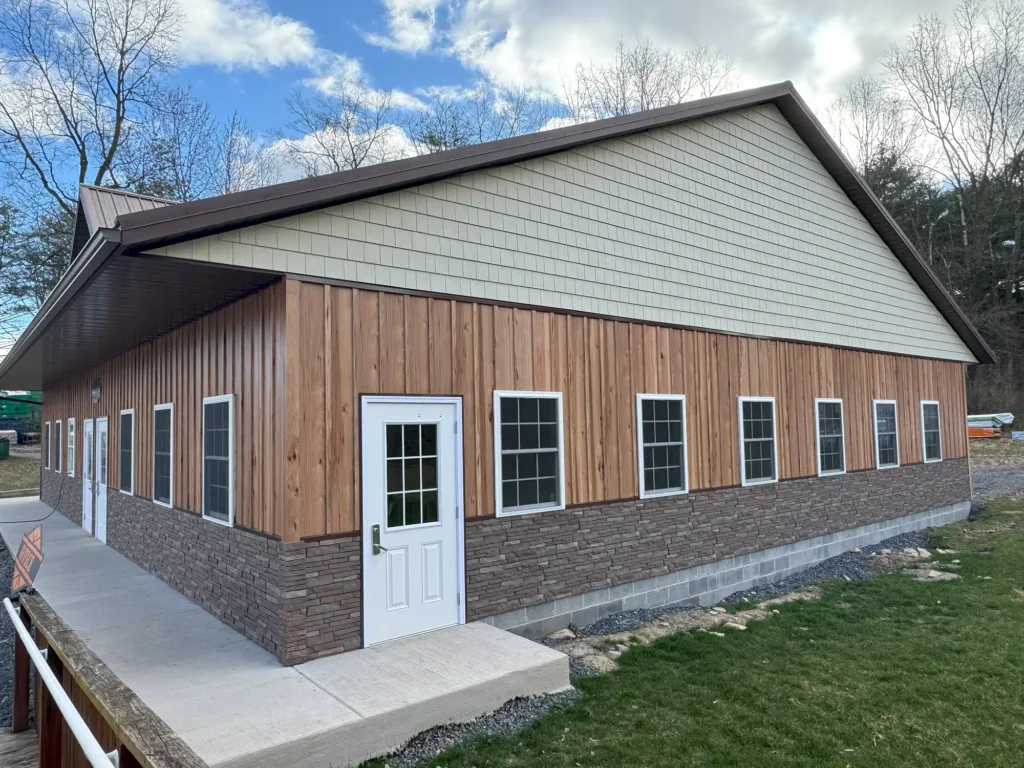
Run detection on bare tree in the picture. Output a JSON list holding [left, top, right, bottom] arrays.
[[562, 38, 734, 123], [406, 83, 555, 155], [826, 77, 923, 176], [278, 73, 403, 175], [215, 113, 279, 195], [0, 0, 182, 215]]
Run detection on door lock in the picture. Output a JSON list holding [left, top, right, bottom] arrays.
[[372, 524, 389, 555]]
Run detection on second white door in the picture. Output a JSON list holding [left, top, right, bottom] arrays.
[[94, 417, 108, 544], [362, 397, 462, 646], [81, 419, 94, 534]]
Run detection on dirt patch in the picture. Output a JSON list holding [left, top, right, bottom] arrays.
[[969, 439, 1024, 467], [0, 458, 39, 494]]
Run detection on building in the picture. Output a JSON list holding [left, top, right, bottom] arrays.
[[0, 82, 990, 667]]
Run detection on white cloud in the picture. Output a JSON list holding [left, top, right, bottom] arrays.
[[364, 0, 443, 53], [442, 0, 964, 112], [303, 54, 428, 111], [175, 0, 319, 70]]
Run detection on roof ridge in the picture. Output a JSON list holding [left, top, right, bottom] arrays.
[[79, 184, 179, 205]]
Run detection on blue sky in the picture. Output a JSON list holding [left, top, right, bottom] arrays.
[[162, 0, 965, 142]]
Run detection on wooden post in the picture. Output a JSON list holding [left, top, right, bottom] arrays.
[[119, 744, 144, 768], [39, 643, 64, 768], [12, 605, 31, 733]]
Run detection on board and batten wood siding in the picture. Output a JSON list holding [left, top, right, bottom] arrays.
[[282, 279, 969, 541], [41, 281, 286, 535], [152, 103, 975, 363]]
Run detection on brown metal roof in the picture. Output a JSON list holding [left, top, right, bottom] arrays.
[[71, 186, 176, 258], [0, 81, 994, 388], [110, 81, 993, 364]]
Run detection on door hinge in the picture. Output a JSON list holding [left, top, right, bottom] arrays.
[[456, 505, 460, 518], [457, 592, 461, 606], [454, 419, 458, 434]]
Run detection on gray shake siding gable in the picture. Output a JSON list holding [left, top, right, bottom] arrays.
[[153, 103, 975, 363]]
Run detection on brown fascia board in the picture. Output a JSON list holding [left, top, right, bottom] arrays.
[[113, 80, 995, 365]]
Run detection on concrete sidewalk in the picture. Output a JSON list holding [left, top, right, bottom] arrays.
[[0, 498, 569, 767]]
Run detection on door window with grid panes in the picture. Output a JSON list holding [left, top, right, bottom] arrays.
[[637, 395, 687, 496], [740, 398, 777, 485], [385, 423, 439, 527], [874, 401, 899, 468], [495, 393, 563, 514], [921, 401, 941, 462], [815, 399, 845, 475]]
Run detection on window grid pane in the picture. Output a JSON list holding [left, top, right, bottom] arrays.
[[154, 408, 172, 504], [203, 401, 231, 521], [120, 413, 133, 492], [742, 400, 775, 482], [923, 403, 941, 461], [639, 398, 686, 494], [499, 396, 560, 511], [385, 423, 440, 528], [875, 403, 898, 466], [817, 402, 845, 474]]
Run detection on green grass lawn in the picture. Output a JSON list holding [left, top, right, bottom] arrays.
[[404, 499, 1024, 767], [0, 457, 40, 492]]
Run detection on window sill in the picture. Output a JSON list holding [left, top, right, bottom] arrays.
[[640, 488, 689, 500], [496, 502, 565, 518], [741, 477, 778, 487], [153, 499, 174, 509], [923, 457, 942, 464], [817, 469, 846, 478], [119, 489, 134, 497], [876, 463, 900, 470], [202, 513, 233, 528]]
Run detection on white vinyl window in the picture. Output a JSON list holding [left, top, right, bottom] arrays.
[[66, 418, 75, 477], [739, 397, 777, 486], [203, 394, 234, 526], [873, 400, 899, 469], [636, 394, 688, 497], [494, 391, 565, 516], [814, 398, 845, 476], [153, 403, 174, 507], [44, 422, 51, 469], [119, 409, 135, 494], [54, 420, 62, 473], [921, 401, 942, 463]]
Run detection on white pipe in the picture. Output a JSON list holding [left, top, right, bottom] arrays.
[[3, 597, 119, 768]]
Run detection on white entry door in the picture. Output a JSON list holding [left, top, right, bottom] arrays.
[[81, 419, 94, 533], [94, 417, 109, 544], [362, 397, 463, 646]]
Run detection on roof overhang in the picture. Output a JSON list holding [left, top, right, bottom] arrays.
[[0, 226, 276, 388]]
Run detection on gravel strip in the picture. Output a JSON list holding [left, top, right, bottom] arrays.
[[377, 689, 581, 767], [970, 465, 1024, 511], [0, 538, 14, 727], [719, 530, 930, 605]]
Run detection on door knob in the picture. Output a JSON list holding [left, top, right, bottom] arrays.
[[372, 524, 389, 555]]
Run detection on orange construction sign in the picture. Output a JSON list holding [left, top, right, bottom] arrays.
[[11, 526, 43, 593]]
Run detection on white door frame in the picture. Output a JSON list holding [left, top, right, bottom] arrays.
[[81, 418, 94, 534], [360, 395, 466, 644], [95, 416, 109, 544]]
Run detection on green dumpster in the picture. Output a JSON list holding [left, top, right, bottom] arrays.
[[0, 438, 9, 459]]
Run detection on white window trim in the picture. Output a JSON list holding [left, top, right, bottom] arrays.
[[202, 394, 235, 527], [119, 408, 135, 495], [66, 418, 75, 478], [873, 399, 900, 469], [153, 403, 174, 508], [54, 420, 62, 473], [44, 421, 51, 469], [738, 396, 778, 487], [636, 394, 689, 498], [814, 398, 846, 478], [920, 400, 942, 464], [493, 390, 566, 517]]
